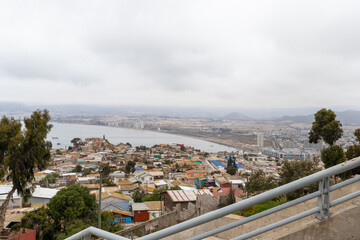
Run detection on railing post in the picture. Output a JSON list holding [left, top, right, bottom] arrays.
[[316, 177, 330, 219], [323, 176, 330, 218], [316, 178, 324, 219]]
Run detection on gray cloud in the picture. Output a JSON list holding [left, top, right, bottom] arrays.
[[0, 0, 360, 109]]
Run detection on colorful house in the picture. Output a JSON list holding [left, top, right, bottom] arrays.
[[101, 202, 133, 223], [100, 193, 133, 224], [132, 203, 149, 222], [164, 189, 213, 211], [185, 170, 206, 184]]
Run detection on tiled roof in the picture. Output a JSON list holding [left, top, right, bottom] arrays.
[[103, 209, 133, 217], [119, 184, 139, 191], [116, 180, 132, 185], [100, 192, 133, 201], [185, 170, 206, 174]]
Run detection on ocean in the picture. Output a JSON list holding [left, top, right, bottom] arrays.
[[46, 122, 239, 153]]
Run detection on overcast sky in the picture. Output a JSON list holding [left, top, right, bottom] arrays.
[[0, 1, 360, 110]]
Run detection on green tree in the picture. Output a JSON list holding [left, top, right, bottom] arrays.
[[39, 173, 59, 187], [346, 129, 360, 161], [309, 109, 345, 170], [21, 185, 122, 239], [20, 206, 55, 240], [321, 145, 346, 169], [345, 129, 360, 177], [226, 165, 237, 175], [211, 171, 221, 175], [132, 189, 146, 202], [125, 161, 136, 174], [226, 156, 237, 175], [354, 129, 360, 142], [102, 163, 111, 178], [142, 189, 163, 201], [245, 170, 277, 196], [83, 168, 92, 176], [0, 110, 52, 228], [56, 149, 62, 155], [20, 185, 122, 240], [164, 159, 173, 165], [346, 144, 360, 160], [53, 212, 123, 239], [48, 185, 97, 231], [309, 108, 343, 146], [100, 211, 123, 233], [279, 159, 321, 200], [75, 164, 83, 173], [200, 152, 209, 158], [71, 137, 81, 147], [53, 219, 90, 240]]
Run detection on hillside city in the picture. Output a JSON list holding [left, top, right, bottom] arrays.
[[1, 108, 360, 239], [2, 1, 360, 239]]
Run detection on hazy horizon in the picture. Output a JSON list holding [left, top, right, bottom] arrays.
[[1, 101, 359, 119]]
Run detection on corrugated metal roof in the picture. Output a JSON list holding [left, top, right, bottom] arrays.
[[211, 160, 225, 168], [31, 187, 58, 198], [167, 189, 212, 202], [0, 185, 58, 200]]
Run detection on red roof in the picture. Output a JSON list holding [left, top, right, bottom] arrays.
[[185, 170, 206, 174]]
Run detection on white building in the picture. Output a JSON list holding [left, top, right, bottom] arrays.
[[257, 133, 264, 148], [0, 185, 59, 207]]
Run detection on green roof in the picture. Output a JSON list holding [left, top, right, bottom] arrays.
[[77, 159, 85, 162]]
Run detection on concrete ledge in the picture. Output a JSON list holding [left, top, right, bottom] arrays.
[[277, 200, 360, 240]]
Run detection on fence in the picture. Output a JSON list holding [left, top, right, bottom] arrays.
[[66, 156, 360, 240]]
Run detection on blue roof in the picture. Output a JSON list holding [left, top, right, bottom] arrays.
[[135, 166, 144, 171], [235, 163, 245, 169], [211, 160, 225, 168], [101, 201, 130, 211]]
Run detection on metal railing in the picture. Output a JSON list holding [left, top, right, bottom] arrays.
[[66, 157, 360, 240]]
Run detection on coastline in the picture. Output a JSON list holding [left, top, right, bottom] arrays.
[[50, 121, 241, 151]]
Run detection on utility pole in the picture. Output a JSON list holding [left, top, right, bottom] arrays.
[[98, 165, 103, 229]]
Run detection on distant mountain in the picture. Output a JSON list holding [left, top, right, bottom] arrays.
[[32, 104, 221, 119], [274, 114, 314, 124], [223, 112, 253, 121], [337, 110, 360, 126], [274, 110, 360, 126], [0, 102, 30, 112], [1, 102, 360, 125]]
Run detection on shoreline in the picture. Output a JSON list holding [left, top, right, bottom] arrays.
[[50, 121, 241, 152]]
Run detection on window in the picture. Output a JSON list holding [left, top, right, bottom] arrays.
[[118, 218, 126, 223]]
